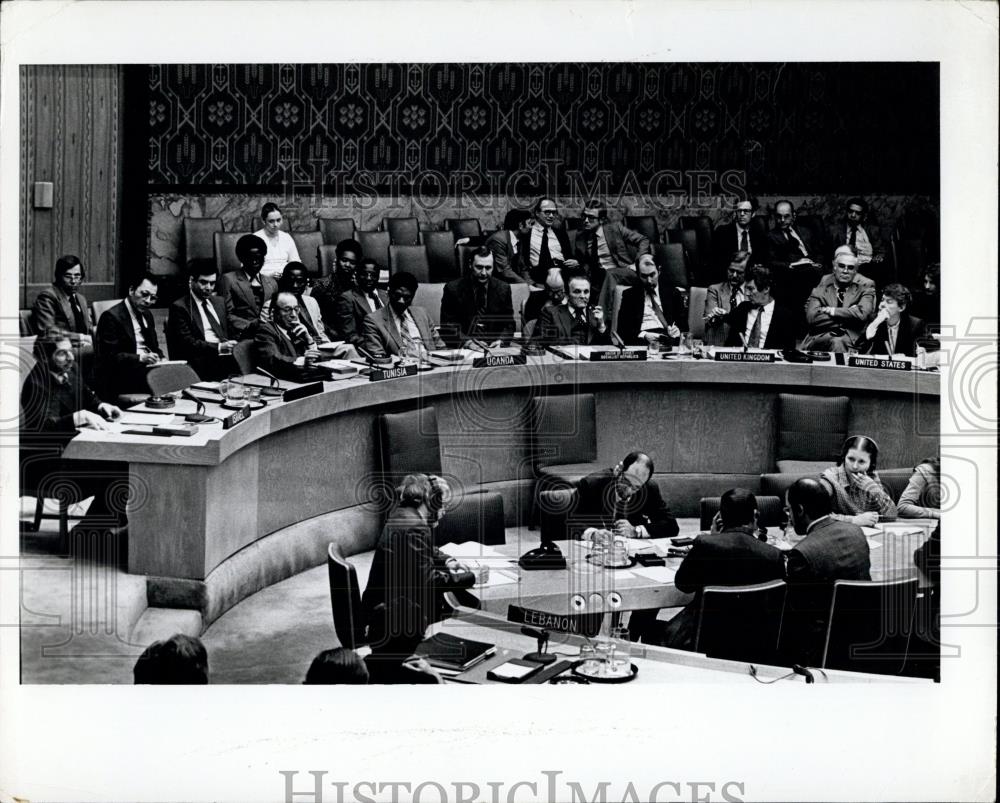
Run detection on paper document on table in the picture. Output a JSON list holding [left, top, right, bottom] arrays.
[[119, 413, 178, 426], [440, 542, 508, 560], [861, 527, 881, 537], [475, 570, 520, 588], [629, 565, 678, 583]]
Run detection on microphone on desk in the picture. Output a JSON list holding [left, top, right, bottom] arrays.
[[610, 331, 627, 352], [355, 344, 393, 366], [520, 627, 557, 665], [255, 368, 285, 397], [180, 390, 214, 423], [469, 337, 492, 356], [738, 332, 749, 354]]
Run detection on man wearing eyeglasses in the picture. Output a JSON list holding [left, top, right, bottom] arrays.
[[252, 290, 325, 381], [519, 196, 572, 286], [710, 197, 767, 278], [95, 272, 164, 401], [31, 254, 97, 383], [703, 250, 750, 346], [801, 250, 876, 353], [574, 200, 650, 292]]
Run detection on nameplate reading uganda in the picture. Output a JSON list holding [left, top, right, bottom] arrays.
[[848, 355, 911, 371], [472, 354, 528, 368], [222, 405, 251, 430], [369, 363, 419, 382], [714, 351, 776, 363], [588, 348, 646, 362]]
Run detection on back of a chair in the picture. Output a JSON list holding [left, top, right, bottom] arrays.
[[389, 245, 431, 283], [538, 487, 579, 542], [509, 283, 532, 333], [695, 579, 788, 665], [377, 407, 442, 478], [434, 491, 506, 547], [444, 218, 482, 239], [90, 299, 118, 326], [822, 576, 918, 675], [654, 242, 689, 288], [183, 217, 223, 265], [357, 230, 391, 273], [291, 231, 324, 277], [531, 393, 597, 468], [146, 362, 201, 397], [749, 214, 770, 241], [327, 542, 364, 650], [698, 496, 785, 531], [454, 243, 477, 279], [796, 214, 826, 251], [214, 231, 250, 274], [680, 215, 713, 283], [19, 310, 33, 337], [232, 339, 255, 375], [318, 245, 338, 278], [318, 217, 356, 247], [411, 282, 445, 327], [610, 284, 627, 341], [385, 217, 420, 246], [776, 393, 850, 467], [562, 216, 582, 232], [422, 230, 457, 283], [626, 215, 659, 244], [688, 286, 707, 339]]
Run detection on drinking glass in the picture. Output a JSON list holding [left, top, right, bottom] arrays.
[[594, 641, 613, 676], [610, 626, 632, 673], [647, 338, 660, 356], [226, 377, 245, 402], [578, 642, 598, 671], [683, 332, 694, 352], [611, 538, 628, 567], [691, 338, 704, 357], [245, 386, 261, 403]]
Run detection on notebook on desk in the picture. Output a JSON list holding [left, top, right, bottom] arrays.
[[415, 632, 496, 671]]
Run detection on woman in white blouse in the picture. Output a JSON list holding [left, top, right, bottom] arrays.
[[254, 202, 300, 280]]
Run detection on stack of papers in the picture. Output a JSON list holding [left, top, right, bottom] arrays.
[[630, 565, 678, 583], [119, 412, 178, 426], [440, 541, 508, 560]]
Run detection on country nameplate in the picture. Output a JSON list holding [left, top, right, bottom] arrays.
[[369, 363, 419, 382], [588, 349, 647, 362], [472, 354, 528, 368], [222, 406, 251, 430], [714, 351, 776, 363], [848, 356, 911, 371]]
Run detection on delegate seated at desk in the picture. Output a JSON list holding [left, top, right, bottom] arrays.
[[439, 246, 515, 349], [95, 272, 164, 402], [252, 291, 324, 382], [535, 274, 610, 346], [616, 252, 682, 346], [362, 271, 444, 360]]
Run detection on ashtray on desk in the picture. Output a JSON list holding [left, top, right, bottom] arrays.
[[571, 660, 639, 683], [808, 351, 833, 360], [221, 399, 266, 411], [585, 553, 637, 569]]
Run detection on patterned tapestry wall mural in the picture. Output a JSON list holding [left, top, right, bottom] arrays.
[[146, 63, 939, 195]]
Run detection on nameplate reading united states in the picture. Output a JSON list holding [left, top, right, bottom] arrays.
[[222, 405, 251, 430], [848, 356, 911, 371], [588, 348, 647, 362], [369, 364, 419, 382], [472, 354, 528, 368], [714, 351, 776, 363]]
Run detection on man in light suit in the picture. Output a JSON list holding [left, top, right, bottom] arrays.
[[95, 272, 164, 401], [710, 197, 768, 275], [217, 234, 277, 337], [333, 258, 388, 348], [703, 250, 749, 346], [574, 200, 651, 293], [439, 247, 515, 349], [801, 251, 876, 352], [165, 260, 238, 380], [616, 253, 682, 346], [362, 271, 444, 360], [782, 477, 872, 665], [485, 209, 531, 284], [31, 254, 96, 383], [519, 197, 572, 286], [534, 273, 610, 346], [723, 265, 797, 351]]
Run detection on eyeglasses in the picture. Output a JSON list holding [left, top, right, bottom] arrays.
[[62, 273, 83, 281], [539, 209, 558, 216]]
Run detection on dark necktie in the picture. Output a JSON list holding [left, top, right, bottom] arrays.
[[836, 286, 847, 307], [729, 286, 739, 311], [647, 289, 669, 329], [590, 231, 599, 268], [538, 228, 552, 273], [296, 295, 319, 339], [849, 226, 858, 248], [475, 286, 487, 316], [69, 294, 88, 334], [139, 311, 156, 351], [748, 309, 762, 348], [740, 229, 749, 252], [369, 292, 383, 310], [201, 299, 225, 339]]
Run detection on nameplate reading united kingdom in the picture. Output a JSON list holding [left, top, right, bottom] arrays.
[[588, 348, 646, 362], [848, 355, 911, 371], [472, 354, 528, 368], [369, 363, 419, 382], [714, 350, 776, 363], [222, 405, 251, 430]]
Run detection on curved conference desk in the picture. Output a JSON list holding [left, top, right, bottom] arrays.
[[63, 352, 940, 626]]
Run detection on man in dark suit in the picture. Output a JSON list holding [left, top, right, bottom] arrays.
[[801, 251, 877, 352], [312, 238, 362, 338], [766, 200, 823, 317], [165, 260, 238, 380], [521, 270, 565, 332], [857, 283, 931, 358], [362, 271, 444, 360], [252, 291, 325, 382], [703, 250, 749, 346], [485, 209, 531, 284], [332, 258, 387, 348], [711, 197, 768, 274], [723, 266, 797, 350], [826, 198, 885, 287], [217, 234, 277, 338], [657, 489, 785, 650], [574, 200, 651, 292], [783, 477, 872, 665], [95, 272, 164, 401], [617, 251, 682, 346], [534, 273, 611, 346], [519, 197, 572, 286], [439, 247, 515, 348]]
